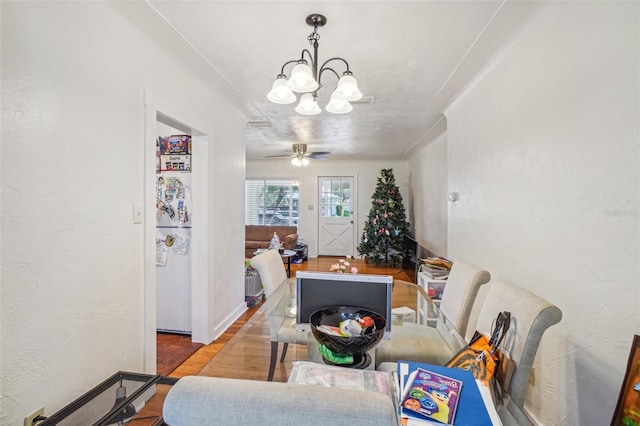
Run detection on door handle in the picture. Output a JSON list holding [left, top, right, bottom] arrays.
[[350, 221, 354, 224]]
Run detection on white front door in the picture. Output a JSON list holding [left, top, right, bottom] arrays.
[[318, 177, 355, 256]]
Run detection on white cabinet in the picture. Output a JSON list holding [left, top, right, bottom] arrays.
[[417, 271, 447, 326]]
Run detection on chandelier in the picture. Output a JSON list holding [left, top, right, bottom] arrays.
[[267, 14, 363, 115]]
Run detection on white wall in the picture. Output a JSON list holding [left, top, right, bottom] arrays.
[[247, 159, 409, 258], [0, 2, 247, 423], [407, 117, 448, 257], [410, 2, 639, 424]]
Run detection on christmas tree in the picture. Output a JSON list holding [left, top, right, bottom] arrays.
[[357, 168, 410, 265]]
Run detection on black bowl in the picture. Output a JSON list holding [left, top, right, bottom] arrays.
[[309, 306, 386, 355]]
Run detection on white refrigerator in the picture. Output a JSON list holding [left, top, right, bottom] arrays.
[[156, 169, 193, 334]]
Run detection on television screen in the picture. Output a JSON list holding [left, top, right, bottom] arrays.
[[295, 271, 393, 339]]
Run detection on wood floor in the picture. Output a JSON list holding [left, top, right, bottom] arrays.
[[139, 257, 416, 423], [156, 333, 203, 376]]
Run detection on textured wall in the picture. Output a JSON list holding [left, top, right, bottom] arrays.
[[408, 117, 448, 257], [1, 2, 247, 423], [443, 2, 639, 424]]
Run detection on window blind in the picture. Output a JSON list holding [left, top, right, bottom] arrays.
[[245, 179, 299, 227]]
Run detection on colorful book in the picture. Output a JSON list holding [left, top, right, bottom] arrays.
[[400, 368, 462, 425], [397, 361, 494, 426]]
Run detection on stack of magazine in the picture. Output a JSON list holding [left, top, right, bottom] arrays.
[[418, 257, 453, 280]]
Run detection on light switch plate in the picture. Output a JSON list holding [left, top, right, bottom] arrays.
[[133, 204, 143, 224]]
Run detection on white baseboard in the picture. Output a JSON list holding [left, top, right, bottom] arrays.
[[211, 301, 248, 342], [524, 406, 541, 426]]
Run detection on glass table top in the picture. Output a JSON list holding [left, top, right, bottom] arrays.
[[267, 277, 533, 426]]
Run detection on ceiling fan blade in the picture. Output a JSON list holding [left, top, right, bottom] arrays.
[[307, 151, 330, 156], [265, 154, 293, 158], [308, 154, 328, 160]]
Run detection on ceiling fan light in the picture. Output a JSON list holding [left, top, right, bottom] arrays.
[[267, 77, 296, 104], [286, 62, 318, 93], [295, 93, 321, 115], [301, 157, 310, 166], [326, 91, 353, 114], [291, 157, 303, 167], [336, 73, 363, 101]]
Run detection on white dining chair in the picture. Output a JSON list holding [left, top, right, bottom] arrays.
[[376, 259, 491, 366], [473, 279, 562, 406], [250, 250, 305, 381]]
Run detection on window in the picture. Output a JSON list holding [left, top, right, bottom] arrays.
[[320, 178, 351, 218], [245, 179, 299, 226]]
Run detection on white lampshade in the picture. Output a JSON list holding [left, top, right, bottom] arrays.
[[291, 156, 309, 167], [267, 77, 296, 104], [295, 93, 321, 115], [286, 63, 318, 93], [325, 91, 353, 114], [335, 74, 363, 101]]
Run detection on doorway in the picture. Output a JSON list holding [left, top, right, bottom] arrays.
[[144, 91, 210, 373], [318, 176, 355, 256]]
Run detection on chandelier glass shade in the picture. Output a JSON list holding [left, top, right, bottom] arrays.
[[266, 76, 296, 104], [325, 91, 353, 114], [295, 93, 322, 115], [287, 61, 319, 92], [267, 14, 362, 114], [335, 73, 363, 101]]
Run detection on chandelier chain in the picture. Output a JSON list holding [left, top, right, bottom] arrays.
[[307, 27, 320, 46]]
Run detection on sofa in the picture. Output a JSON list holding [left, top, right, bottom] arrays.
[[163, 375, 397, 426], [245, 225, 298, 258]]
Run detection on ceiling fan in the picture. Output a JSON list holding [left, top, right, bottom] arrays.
[[266, 143, 330, 166]]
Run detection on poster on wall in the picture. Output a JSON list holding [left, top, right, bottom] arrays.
[[158, 134, 192, 172], [159, 134, 191, 155], [164, 177, 182, 202], [156, 175, 191, 227], [611, 335, 640, 426], [156, 240, 169, 266], [160, 154, 191, 172]]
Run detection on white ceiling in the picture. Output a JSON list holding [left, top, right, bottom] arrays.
[[147, 1, 538, 161]]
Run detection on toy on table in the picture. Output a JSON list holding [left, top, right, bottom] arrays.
[[318, 345, 354, 365], [338, 315, 375, 337], [316, 314, 375, 337]]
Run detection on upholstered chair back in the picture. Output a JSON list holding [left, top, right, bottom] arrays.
[[474, 279, 562, 406], [250, 250, 288, 299], [438, 259, 491, 336]]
